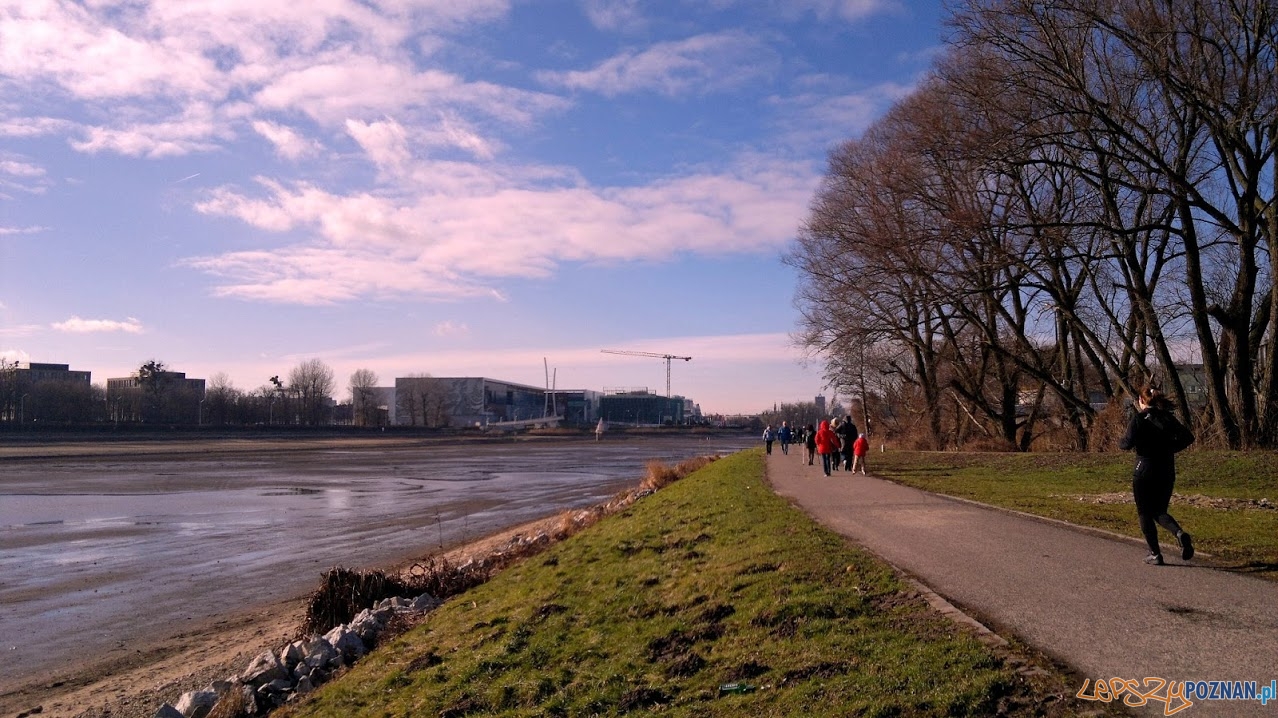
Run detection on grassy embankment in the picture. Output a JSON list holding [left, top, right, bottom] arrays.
[[870, 450, 1278, 579], [276, 450, 1102, 718]]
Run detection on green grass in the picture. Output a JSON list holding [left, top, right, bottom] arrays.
[[277, 450, 1097, 717], [869, 450, 1278, 578]]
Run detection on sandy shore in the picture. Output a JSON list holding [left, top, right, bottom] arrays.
[[0, 512, 567, 718]]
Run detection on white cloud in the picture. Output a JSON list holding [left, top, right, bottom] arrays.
[[434, 320, 470, 337], [582, 0, 646, 31], [0, 160, 45, 178], [770, 81, 916, 150], [0, 225, 49, 236], [71, 103, 229, 158], [0, 349, 32, 362], [252, 120, 322, 160], [345, 118, 413, 173], [537, 31, 776, 97], [814, 0, 902, 22], [52, 316, 145, 334], [186, 153, 818, 304], [0, 117, 75, 138], [0, 0, 556, 162], [757, 0, 903, 23]]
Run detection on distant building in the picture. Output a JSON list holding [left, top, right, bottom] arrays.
[[815, 395, 826, 415], [14, 362, 91, 386], [599, 389, 686, 425], [549, 389, 603, 425], [107, 370, 206, 423], [1, 362, 94, 423], [395, 377, 548, 428], [1175, 363, 1209, 408], [371, 386, 396, 426]]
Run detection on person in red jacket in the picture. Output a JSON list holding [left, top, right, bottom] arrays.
[[851, 433, 869, 474], [814, 419, 840, 476]]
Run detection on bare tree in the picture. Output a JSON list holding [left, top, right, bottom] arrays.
[[288, 359, 335, 426], [951, 0, 1278, 447], [349, 368, 380, 427], [204, 373, 241, 426]]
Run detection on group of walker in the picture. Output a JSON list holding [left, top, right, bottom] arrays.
[[763, 384, 1196, 567], [763, 416, 867, 477]]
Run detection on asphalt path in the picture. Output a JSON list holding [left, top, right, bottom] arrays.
[[766, 451, 1278, 717]]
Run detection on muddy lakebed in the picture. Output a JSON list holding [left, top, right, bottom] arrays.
[[0, 434, 752, 690]]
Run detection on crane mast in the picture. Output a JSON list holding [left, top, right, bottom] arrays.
[[600, 349, 692, 397]]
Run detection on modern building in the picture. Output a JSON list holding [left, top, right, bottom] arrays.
[[552, 389, 603, 425], [107, 370, 206, 423], [1, 362, 93, 423], [14, 362, 92, 386], [395, 377, 549, 428], [599, 389, 686, 426]]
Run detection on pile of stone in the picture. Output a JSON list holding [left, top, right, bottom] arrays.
[[154, 592, 440, 718]]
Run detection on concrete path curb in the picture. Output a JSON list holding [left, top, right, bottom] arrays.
[[765, 451, 1278, 717]]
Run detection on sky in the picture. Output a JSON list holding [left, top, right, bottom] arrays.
[[0, 0, 945, 415]]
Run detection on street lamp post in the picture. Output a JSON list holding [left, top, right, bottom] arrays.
[[198, 398, 206, 426], [19, 393, 29, 424]]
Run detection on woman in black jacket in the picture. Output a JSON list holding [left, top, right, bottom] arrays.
[[1119, 386, 1196, 565]]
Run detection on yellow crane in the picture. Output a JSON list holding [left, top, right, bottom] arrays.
[[600, 349, 692, 397]]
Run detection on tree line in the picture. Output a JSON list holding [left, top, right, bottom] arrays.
[[0, 358, 392, 428], [788, 0, 1277, 450]]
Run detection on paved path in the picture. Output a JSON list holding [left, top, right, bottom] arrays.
[[766, 451, 1278, 717]]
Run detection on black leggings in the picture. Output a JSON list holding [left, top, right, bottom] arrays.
[[1133, 476, 1183, 555]]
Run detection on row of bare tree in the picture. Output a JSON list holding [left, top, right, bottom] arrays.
[[0, 358, 390, 427], [203, 360, 385, 426], [789, 0, 1277, 450]]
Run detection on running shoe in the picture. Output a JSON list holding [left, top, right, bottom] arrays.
[[1178, 532, 1194, 560]]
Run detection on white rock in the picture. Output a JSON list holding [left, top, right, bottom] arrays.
[[279, 640, 305, 671], [301, 636, 337, 671], [153, 704, 185, 718], [174, 689, 219, 718], [324, 625, 366, 660], [410, 593, 440, 611], [242, 650, 288, 688]]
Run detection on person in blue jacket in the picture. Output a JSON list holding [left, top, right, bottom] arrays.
[[777, 421, 793, 455], [762, 424, 776, 455]]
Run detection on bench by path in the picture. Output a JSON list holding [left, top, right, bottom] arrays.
[[766, 452, 1278, 717]]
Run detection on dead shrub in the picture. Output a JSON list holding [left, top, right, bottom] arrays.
[[1088, 399, 1130, 452], [206, 687, 248, 718]]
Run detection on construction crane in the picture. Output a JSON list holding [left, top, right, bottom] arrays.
[[601, 349, 692, 397]]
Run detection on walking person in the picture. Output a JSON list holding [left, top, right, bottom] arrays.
[[804, 424, 817, 465], [762, 424, 776, 455], [815, 419, 840, 476], [836, 415, 858, 471], [778, 421, 793, 455], [829, 418, 842, 470], [851, 433, 869, 474], [1119, 386, 1196, 566]]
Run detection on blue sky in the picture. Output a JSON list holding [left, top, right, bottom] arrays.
[[0, 0, 943, 415]]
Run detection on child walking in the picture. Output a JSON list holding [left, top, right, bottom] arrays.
[[851, 433, 869, 474]]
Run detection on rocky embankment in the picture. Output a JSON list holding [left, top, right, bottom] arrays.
[[151, 592, 440, 718]]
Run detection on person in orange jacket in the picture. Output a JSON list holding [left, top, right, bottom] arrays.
[[814, 419, 840, 476]]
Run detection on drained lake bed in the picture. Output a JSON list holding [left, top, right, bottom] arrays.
[[0, 434, 752, 690]]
